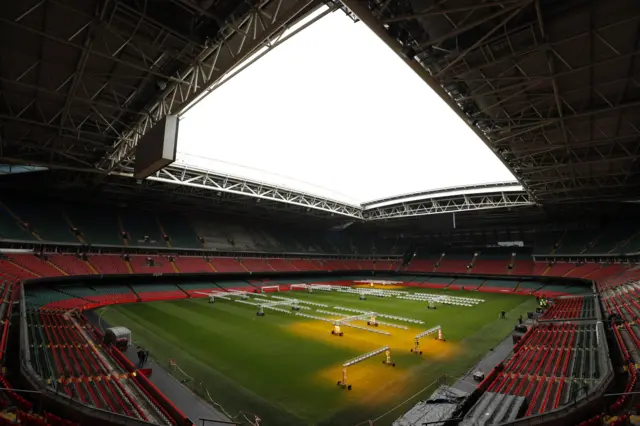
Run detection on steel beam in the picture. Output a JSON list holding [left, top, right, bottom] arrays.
[[99, 0, 322, 172], [364, 191, 534, 220], [146, 164, 364, 219]]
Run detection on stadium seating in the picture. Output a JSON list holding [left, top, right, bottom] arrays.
[[483, 323, 601, 416], [543, 262, 577, 277], [48, 254, 96, 275], [2, 243, 634, 426], [25, 307, 180, 425], [0, 202, 37, 241], [266, 258, 298, 272], [540, 297, 596, 320], [157, 211, 201, 249], [405, 259, 436, 273], [436, 255, 470, 273], [0, 259, 37, 281], [4, 199, 77, 243], [88, 255, 130, 274], [583, 225, 631, 255], [208, 257, 245, 273], [481, 280, 521, 293], [289, 258, 321, 270], [448, 278, 483, 290], [554, 231, 597, 255], [514, 280, 545, 294], [173, 256, 213, 273], [357, 260, 375, 270], [120, 210, 164, 247], [238, 258, 272, 272], [375, 260, 400, 271], [5, 199, 640, 262], [534, 231, 564, 255], [65, 204, 122, 246], [131, 283, 187, 302], [128, 255, 175, 274], [190, 215, 235, 251], [10, 254, 66, 277], [472, 259, 508, 275]]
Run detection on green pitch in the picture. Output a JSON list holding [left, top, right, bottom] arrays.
[[99, 287, 537, 426]]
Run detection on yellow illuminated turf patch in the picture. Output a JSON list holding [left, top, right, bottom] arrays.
[[352, 284, 406, 290], [285, 317, 460, 404]]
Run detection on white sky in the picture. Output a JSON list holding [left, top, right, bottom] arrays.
[[178, 7, 516, 205]]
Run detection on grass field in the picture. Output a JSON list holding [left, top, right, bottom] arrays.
[[99, 287, 537, 426]]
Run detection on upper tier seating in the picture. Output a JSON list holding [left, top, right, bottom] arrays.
[[583, 224, 633, 255], [0, 202, 36, 241], [157, 211, 201, 249], [4, 198, 640, 260], [190, 215, 235, 251], [66, 204, 122, 246], [244, 225, 283, 252], [121, 210, 164, 247], [554, 230, 597, 255], [326, 233, 353, 254], [351, 234, 374, 254], [4, 199, 77, 243], [272, 230, 307, 253], [534, 231, 564, 255]]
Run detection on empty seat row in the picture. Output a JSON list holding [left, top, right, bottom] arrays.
[[541, 297, 595, 320], [483, 324, 601, 417], [26, 309, 173, 424]]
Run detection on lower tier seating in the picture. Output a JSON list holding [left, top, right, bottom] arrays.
[[541, 297, 596, 320], [131, 283, 187, 302], [25, 309, 174, 424], [482, 323, 602, 417]]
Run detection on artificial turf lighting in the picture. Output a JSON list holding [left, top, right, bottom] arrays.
[[99, 285, 540, 424]]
